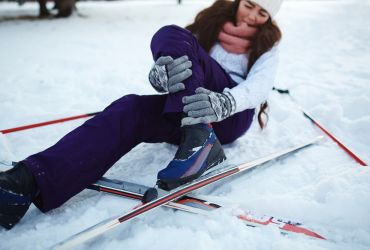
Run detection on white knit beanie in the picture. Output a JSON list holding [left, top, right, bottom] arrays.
[[251, 0, 283, 18]]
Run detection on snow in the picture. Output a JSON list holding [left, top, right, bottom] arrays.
[[1, 0, 370, 249]]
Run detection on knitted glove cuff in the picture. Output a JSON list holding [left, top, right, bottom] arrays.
[[209, 91, 233, 121], [148, 64, 169, 93], [223, 89, 237, 116]]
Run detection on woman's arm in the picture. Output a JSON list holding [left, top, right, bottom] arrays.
[[225, 45, 279, 113], [181, 46, 279, 126]]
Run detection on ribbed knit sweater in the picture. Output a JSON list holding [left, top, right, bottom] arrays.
[[209, 42, 279, 113]]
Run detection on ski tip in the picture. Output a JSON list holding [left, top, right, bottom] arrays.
[[142, 187, 158, 203], [280, 223, 326, 240]]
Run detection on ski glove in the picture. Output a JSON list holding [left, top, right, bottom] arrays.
[[148, 55, 192, 94], [182, 87, 236, 126]]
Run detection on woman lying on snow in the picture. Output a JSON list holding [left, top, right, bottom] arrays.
[[0, 0, 282, 229]]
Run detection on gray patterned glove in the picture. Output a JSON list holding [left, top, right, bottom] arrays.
[[182, 87, 236, 126], [149, 55, 192, 93]]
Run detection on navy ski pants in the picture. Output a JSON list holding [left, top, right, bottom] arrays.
[[24, 25, 255, 212]]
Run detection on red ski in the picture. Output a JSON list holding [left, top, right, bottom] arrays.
[[89, 177, 325, 240], [54, 137, 323, 249]]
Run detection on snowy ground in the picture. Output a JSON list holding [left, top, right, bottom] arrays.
[[0, 0, 370, 249]]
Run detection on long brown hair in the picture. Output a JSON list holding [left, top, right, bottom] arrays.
[[186, 0, 282, 129]]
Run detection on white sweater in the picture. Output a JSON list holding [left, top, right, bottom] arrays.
[[209, 42, 279, 113]]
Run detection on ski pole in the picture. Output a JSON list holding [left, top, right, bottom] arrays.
[[273, 87, 367, 166], [0, 112, 100, 134]]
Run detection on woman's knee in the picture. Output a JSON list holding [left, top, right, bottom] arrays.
[[150, 25, 197, 60], [152, 25, 192, 42]]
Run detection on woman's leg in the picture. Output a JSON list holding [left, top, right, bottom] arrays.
[[22, 94, 181, 212], [151, 25, 237, 113], [150, 25, 254, 143], [150, 25, 255, 189]]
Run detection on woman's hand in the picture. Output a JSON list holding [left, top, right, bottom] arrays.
[[218, 22, 257, 54], [181, 87, 236, 126], [149, 55, 192, 93]]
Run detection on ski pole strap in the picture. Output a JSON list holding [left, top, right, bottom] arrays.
[[272, 87, 290, 95]]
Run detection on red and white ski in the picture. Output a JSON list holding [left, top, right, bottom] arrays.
[[54, 137, 323, 249], [89, 177, 325, 240]]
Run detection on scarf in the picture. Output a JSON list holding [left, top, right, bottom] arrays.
[[218, 22, 257, 54]]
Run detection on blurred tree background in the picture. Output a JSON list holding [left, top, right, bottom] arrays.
[[0, 0, 183, 19]]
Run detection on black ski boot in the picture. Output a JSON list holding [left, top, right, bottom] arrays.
[[0, 162, 38, 230], [157, 123, 226, 190]]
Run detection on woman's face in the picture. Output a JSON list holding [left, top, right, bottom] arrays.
[[236, 0, 270, 27]]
